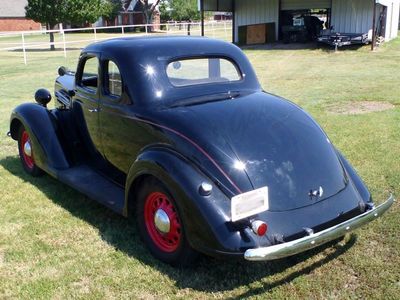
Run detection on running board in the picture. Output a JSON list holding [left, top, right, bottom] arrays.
[[56, 165, 125, 214]]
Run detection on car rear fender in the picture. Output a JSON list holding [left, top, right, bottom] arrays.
[[124, 147, 256, 256], [335, 149, 372, 203], [10, 103, 69, 173]]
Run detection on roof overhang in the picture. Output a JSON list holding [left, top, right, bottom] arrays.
[[198, 0, 233, 12]]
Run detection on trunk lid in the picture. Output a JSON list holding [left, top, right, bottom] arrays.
[[174, 92, 347, 211]]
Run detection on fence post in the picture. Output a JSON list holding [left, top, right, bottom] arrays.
[[62, 30, 67, 58], [94, 27, 97, 41], [122, 25, 125, 35], [21, 32, 27, 65], [145, 24, 148, 34]]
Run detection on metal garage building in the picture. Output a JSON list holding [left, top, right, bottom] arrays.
[[199, 0, 400, 47]]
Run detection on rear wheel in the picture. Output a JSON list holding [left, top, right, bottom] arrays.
[[17, 126, 43, 177], [136, 178, 198, 266]]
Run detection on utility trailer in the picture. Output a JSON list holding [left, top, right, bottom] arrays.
[[318, 31, 370, 50]]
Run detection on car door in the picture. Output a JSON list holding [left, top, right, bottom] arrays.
[[98, 58, 144, 176], [99, 57, 157, 176], [74, 53, 103, 158]]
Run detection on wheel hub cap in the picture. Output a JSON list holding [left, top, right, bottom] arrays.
[[154, 208, 170, 234], [23, 140, 32, 157]]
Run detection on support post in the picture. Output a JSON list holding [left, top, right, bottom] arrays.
[[371, 0, 377, 51], [278, 0, 282, 41], [232, 0, 236, 43], [200, 0, 205, 36]]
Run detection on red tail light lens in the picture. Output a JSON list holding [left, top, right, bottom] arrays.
[[251, 220, 268, 236]]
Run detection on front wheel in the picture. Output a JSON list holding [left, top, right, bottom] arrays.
[[136, 178, 198, 266], [17, 126, 43, 177]]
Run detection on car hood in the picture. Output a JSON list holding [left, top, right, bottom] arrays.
[[161, 91, 347, 212]]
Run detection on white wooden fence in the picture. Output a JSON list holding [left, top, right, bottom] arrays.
[[0, 21, 232, 65]]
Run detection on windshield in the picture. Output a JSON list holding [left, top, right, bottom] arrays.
[[166, 57, 242, 87]]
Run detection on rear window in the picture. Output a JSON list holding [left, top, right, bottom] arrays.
[[166, 57, 242, 87]]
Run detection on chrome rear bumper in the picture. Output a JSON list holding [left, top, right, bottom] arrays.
[[244, 195, 395, 261]]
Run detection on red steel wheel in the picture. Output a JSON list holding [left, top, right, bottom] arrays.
[[17, 126, 43, 177], [144, 192, 182, 252], [136, 178, 198, 266], [20, 130, 35, 170]]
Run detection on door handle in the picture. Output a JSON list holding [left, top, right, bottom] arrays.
[[88, 108, 99, 113]]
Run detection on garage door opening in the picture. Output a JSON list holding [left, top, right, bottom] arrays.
[[280, 8, 330, 43]]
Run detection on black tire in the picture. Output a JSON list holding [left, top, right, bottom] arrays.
[[17, 125, 44, 177], [136, 177, 198, 266]]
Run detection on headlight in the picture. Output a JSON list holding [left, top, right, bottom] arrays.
[[231, 186, 269, 221]]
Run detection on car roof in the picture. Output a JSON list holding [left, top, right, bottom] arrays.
[[81, 36, 261, 108], [84, 36, 238, 57]]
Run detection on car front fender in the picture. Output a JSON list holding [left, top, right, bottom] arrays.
[[10, 103, 69, 173]]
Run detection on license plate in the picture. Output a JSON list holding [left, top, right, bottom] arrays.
[[231, 186, 269, 222]]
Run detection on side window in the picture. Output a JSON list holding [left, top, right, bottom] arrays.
[[80, 56, 98, 91], [105, 60, 122, 98]]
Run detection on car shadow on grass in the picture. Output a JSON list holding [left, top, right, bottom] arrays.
[[1, 156, 357, 295]]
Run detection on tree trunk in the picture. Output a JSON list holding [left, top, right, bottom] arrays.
[[187, 19, 193, 36], [47, 23, 55, 51], [145, 12, 153, 32]]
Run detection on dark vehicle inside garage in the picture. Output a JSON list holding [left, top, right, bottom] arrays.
[[281, 9, 326, 43]]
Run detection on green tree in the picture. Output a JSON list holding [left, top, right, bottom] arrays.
[[168, 0, 200, 35], [25, 0, 104, 50], [66, 0, 104, 25], [159, 0, 171, 22], [169, 0, 199, 22], [101, 0, 122, 24]]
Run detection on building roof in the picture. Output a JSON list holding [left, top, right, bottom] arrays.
[[0, 0, 28, 18]]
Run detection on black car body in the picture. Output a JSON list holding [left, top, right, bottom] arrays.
[[9, 36, 393, 265]]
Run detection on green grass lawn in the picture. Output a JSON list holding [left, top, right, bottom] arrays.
[[0, 34, 399, 299]]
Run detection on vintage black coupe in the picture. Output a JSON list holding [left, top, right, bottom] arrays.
[[9, 36, 393, 266]]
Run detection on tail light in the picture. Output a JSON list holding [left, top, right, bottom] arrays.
[[251, 220, 268, 236]]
